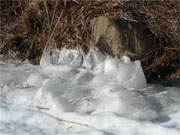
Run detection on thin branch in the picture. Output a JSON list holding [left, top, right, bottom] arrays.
[[50, 0, 59, 27], [45, 11, 63, 50], [54, 117, 88, 127], [43, 0, 50, 25]]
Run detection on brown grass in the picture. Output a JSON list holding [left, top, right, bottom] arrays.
[[0, 0, 179, 81]]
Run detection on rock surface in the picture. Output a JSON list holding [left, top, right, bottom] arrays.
[[90, 16, 153, 59]]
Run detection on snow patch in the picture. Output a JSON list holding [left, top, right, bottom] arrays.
[[0, 48, 180, 135]]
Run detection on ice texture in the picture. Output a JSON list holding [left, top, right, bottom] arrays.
[[0, 48, 180, 135]]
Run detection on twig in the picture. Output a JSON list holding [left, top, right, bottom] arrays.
[[50, 0, 59, 27], [54, 117, 88, 127], [69, 96, 91, 102], [36, 106, 50, 110], [43, 0, 50, 25], [39, 110, 88, 127], [45, 11, 63, 50]]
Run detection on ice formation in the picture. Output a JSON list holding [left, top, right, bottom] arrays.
[[0, 48, 180, 135]]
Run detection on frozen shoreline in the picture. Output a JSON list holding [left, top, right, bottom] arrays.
[[0, 48, 180, 135]]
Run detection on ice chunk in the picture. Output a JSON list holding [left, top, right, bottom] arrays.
[[1, 47, 180, 135], [40, 49, 51, 67], [25, 73, 47, 87], [122, 61, 147, 89]]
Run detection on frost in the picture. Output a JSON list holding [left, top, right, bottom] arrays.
[[0, 48, 180, 135]]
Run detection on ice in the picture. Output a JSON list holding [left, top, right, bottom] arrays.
[[25, 73, 47, 87], [0, 48, 180, 135]]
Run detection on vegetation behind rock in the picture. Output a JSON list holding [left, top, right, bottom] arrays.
[[0, 0, 179, 83]]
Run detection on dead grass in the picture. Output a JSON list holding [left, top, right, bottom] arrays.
[[0, 0, 179, 81]]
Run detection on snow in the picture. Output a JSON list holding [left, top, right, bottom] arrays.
[[0, 48, 180, 135]]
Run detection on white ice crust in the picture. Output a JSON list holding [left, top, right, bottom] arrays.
[[0, 48, 180, 135]]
